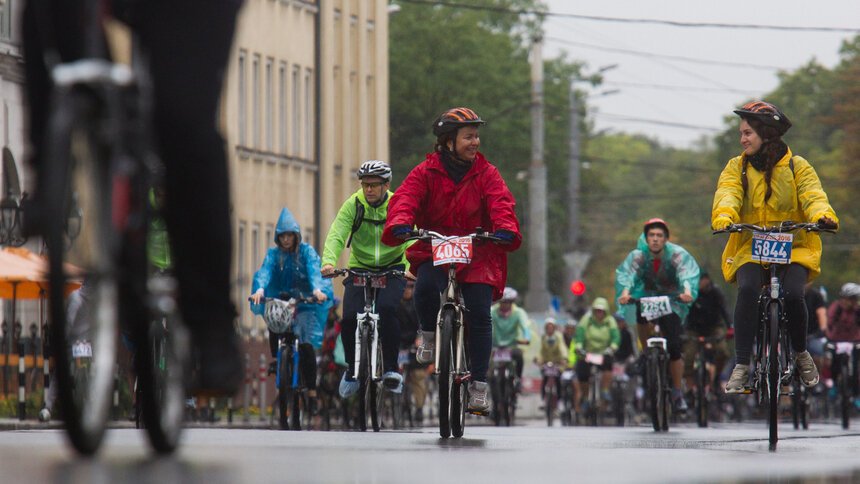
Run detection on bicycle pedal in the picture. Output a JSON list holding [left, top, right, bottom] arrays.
[[468, 410, 490, 417]]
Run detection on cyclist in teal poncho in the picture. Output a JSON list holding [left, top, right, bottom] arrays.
[[615, 218, 700, 412]]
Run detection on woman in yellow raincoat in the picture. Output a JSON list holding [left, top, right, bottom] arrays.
[[711, 101, 838, 394]]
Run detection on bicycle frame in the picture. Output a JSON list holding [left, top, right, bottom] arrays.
[[354, 278, 381, 381]]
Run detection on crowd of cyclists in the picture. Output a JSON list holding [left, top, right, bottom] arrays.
[[30, 98, 857, 433], [206, 101, 856, 431]]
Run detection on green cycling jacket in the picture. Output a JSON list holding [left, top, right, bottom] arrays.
[[322, 189, 408, 270]]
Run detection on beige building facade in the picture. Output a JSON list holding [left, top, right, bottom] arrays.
[[226, 0, 390, 337]]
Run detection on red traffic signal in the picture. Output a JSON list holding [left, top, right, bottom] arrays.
[[570, 280, 586, 296]]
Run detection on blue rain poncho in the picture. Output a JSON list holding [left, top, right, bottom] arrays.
[[251, 207, 334, 348], [614, 233, 700, 325]]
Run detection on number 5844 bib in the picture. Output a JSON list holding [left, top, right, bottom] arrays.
[[751, 232, 792, 264]]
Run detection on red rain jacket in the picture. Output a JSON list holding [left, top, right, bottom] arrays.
[[382, 152, 521, 299]]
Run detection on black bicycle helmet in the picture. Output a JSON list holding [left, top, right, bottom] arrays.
[[733, 101, 792, 136], [432, 107, 486, 137]]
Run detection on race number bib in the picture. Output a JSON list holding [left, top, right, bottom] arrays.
[[492, 348, 513, 362], [432, 237, 473, 266], [72, 341, 93, 358], [751, 231, 792, 264], [584, 353, 604, 365], [639, 296, 673, 320]]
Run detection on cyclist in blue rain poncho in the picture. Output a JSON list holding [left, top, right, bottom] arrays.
[[250, 207, 334, 394], [615, 218, 700, 412]]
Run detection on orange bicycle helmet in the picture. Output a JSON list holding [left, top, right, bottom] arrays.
[[643, 218, 670, 238], [432, 107, 486, 137], [733, 101, 792, 136]]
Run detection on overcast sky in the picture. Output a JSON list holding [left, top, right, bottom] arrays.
[[542, 0, 860, 149]]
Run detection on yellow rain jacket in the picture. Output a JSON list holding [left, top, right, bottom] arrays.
[[711, 148, 837, 284]]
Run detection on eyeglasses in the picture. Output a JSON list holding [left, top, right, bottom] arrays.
[[361, 182, 384, 189]]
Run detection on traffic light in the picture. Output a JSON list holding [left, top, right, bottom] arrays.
[[570, 280, 586, 296]]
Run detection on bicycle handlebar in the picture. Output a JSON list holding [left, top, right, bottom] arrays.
[[403, 228, 505, 244], [323, 267, 406, 280], [713, 221, 836, 235], [248, 295, 321, 304]]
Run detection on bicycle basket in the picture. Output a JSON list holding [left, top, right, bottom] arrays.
[[264, 298, 296, 333]]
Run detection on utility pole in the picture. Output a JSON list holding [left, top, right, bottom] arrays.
[[525, 36, 549, 313], [564, 80, 581, 313]]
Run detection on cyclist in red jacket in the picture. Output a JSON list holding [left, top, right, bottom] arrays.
[[382, 107, 521, 414]]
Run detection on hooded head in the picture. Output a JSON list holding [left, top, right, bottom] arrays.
[[275, 207, 302, 251]]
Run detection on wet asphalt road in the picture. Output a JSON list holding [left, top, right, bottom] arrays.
[[3, 418, 860, 484]]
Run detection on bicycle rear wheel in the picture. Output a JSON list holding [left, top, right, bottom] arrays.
[[45, 91, 120, 456], [545, 380, 555, 427], [138, 314, 189, 453], [840, 358, 851, 430], [437, 309, 455, 438], [767, 304, 780, 451]]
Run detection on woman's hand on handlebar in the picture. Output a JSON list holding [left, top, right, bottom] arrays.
[[250, 291, 263, 304], [313, 289, 327, 302], [818, 216, 838, 230]]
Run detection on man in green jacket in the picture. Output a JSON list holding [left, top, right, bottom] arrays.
[[491, 287, 532, 389], [321, 160, 408, 397]]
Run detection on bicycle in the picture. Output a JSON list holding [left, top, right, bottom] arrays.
[[579, 352, 609, 427], [541, 361, 562, 427], [326, 267, 405, 432], [405, 228, 504, 438], [254, 294, 318, 430], [628, 296, 676, 432], [824, 340, 860, 429], [559, 366, 577, 426], [715, 221, 834, 450], [489, 345, 519, 427], [688, 332, 728, 428], [37, 0, 191, 454]]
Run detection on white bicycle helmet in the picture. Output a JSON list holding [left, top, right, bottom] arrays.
[[501, 287, 518, 302], [840, 282, 860, 299], [356, 160, 392, 181], [264, 298, 297, 333]]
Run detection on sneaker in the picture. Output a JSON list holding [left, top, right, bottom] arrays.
[[467, 381, 490, 415], [725, 364, 750, 394], [339, 373, 359, 398], [795, 351, 820, 387], [673, 395, 688, 413], [416, 331, 436, 365], [38, 408, 51, 423], [382, 371, 403, 394]]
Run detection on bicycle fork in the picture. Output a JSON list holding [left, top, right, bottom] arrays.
[[353, 312, 379, 381]]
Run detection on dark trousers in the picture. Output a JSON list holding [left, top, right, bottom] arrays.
[[22, 0, 242, 342], [733, 263, 808, 365], [412, 262, 494, 382], [340, 269, 406, 376]]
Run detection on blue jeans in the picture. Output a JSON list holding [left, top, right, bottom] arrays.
[[412, 262, 494, 382]]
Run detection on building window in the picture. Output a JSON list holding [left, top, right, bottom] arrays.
[[237, 222, 246, 329], [279, 62, 287, 154], [252, 54, 260, 149], [266, 58, 273, 152], [238, 50, 247, 146], [0, 1, 12, 41], [266, 224, 274, 249], [292, 65, 300, 157], [305, 69, 313, 160]]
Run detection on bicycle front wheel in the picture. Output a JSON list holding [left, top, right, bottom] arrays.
[[45, 91, 120, 456], [277, 347, 292, 430], [646, 353, 663, 432], [357, 324, 369, 432], [696, 354, 708, 428], [437, 309, 454, 438], [767, 303, 780, 450], [841, 358, 851, 430]]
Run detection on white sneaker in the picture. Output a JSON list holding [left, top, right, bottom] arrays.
[[467, 381, 490, 415], [416, 331, 435, 365], [725, 364, 750, 394], [38, 408, 51, 422]]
